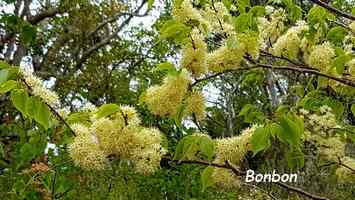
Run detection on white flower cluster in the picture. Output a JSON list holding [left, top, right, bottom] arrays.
[[20, 68, 60, 108], [180, 28, 207, 77], [258, 8, 287, 44], [299, 106, 339, 134], [299, 106, 345, 161], [211, 125, 259, 189], [307, 42, 335, 72], [68, 105, 167, 174], [272, 20, 309, 59]]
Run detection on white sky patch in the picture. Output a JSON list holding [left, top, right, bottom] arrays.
[[45, 142, 58, 155]]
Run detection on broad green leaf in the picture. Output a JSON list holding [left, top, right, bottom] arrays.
[[201, 166, 215, 191], [250, 127, 270, 155], [332, 54, 351, 75], [0, 69, 9, 84], [269, 123, 283, 138], [0, 80, 17, 93], [173, 138, 185, 160], [33, 97, 51, 129], [278, 113, 303, 147], [327, 26, 347, 45], [95, 104, 119, 118], [307, 6, 334, 25], [154, 62, 176, 74], [160, 19, 190, 43], [67, 112, 91, 125], [234, 13, 251, 32], [199, 136, 215, 161], [351, 104, 355, 116], [10, 89, 28, 116]]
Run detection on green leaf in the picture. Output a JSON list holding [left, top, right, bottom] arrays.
[[332, 54, 351, 75], [67, 112, 91, 125], [10, 89, 28, 116], [278, 113, 303, 147], [199, 136, 215, 161], [285, 149, 304, 169], [307, 6, 334, 25], [95, 104, 119, 118], [201, 166, 215, 191], [154, 62, 176, 74], [160, 19, 190, 43], [249, 6, 265, 17], [351, 104, 355, 116], [234, 13, 251, 32], [0, 69, 9, 84], [327, 26, 347, 45], [275, 105, 290, 116], [0, 80, 18, 93], [237, 0, 250, 13], [250, 127, 270, 156], [173, 138, 185, 160], [33, 97, 51, 129], [0, 60, 11, 69]]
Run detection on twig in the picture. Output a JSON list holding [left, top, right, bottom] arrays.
[[308, 0, 355, 20]]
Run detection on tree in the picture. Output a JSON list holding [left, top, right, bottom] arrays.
[[1, 0, 355, 199]]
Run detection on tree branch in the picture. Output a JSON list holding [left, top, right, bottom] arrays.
[[165, 157, 330, 200], [308, 0, 355, 20], [28, 7, 64, 25], [191, 58, 355, 88]]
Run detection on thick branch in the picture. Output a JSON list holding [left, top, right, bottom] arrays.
[[28, 7, 64, 25], [308, 0, 355, 20]]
